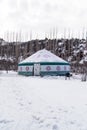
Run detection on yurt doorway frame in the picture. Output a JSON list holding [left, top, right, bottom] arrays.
[[34, 63, 41, 76]]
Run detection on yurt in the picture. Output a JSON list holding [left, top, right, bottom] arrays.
[[18, 49, 70, 76]]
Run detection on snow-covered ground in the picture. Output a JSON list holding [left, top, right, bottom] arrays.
[[0, 71, 87, 130]]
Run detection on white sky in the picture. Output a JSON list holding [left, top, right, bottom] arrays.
[[0, 0, 87, 41]]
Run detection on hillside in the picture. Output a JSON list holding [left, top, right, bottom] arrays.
[[0, 38, 87, 73]]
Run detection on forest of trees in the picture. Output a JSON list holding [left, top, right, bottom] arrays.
[[0, 37, 87, 74]]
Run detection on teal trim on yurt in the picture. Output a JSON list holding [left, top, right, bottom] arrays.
[[18, 71, 33, 76], [18, 62, 69, 66], [40, 62, 69, 65], [40, 71, 70, 76], [18, 70, 70, 76], [18, 63, 33, 66]]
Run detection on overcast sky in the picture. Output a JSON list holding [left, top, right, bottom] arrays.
[[0, 0, 87, 41]]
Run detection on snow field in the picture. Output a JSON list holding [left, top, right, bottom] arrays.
[[0, 71, 87, 130]]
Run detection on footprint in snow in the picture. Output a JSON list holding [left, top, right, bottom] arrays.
[[52, 124, 59, 130]]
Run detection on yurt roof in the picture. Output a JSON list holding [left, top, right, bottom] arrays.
[[19, 49, 69, 64]]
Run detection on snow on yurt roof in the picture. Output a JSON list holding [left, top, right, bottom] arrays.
[[20, 49, 68, 64]]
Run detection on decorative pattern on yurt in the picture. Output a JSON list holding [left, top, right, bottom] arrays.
[[18, 49, 70, 76]]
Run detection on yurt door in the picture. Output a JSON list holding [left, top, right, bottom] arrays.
[[34, 64, 40, 76]]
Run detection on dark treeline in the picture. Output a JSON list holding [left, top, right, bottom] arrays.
[[0, 37, 87, 74]]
